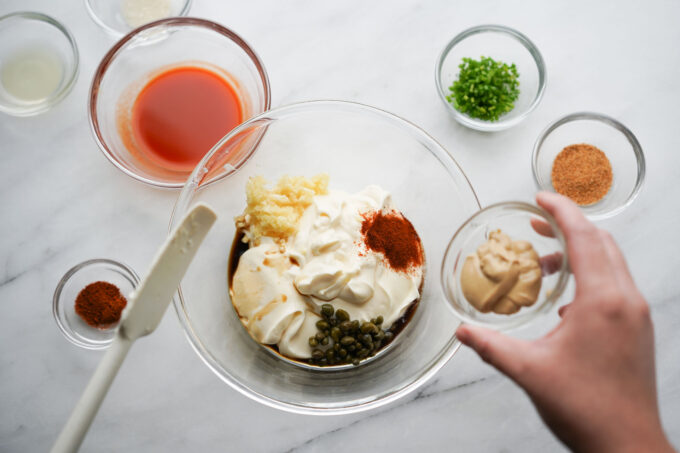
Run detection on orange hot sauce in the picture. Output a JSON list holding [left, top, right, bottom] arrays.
[[130, 66, 243, 171]]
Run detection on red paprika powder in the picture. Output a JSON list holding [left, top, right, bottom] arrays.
[[74, 281, 127, 328], [361, 210, 424, 272]]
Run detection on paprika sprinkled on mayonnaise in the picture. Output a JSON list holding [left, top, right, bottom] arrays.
[[460, 230, 542, 315]]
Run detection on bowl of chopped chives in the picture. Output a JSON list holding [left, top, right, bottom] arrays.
[[435, 24, 546, 131]]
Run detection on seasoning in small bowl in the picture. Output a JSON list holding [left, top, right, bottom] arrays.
[[53, 259, 139, 349], [533, 112, 645, 220], [85, 0, 192, 37], [74, 281, 128, 328], [551, 143, 613, 205]]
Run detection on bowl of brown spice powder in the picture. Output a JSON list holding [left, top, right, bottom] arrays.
[[532, 112, 645, 220]]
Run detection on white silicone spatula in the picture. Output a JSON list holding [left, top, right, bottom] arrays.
[[51, 203, 217, 453]]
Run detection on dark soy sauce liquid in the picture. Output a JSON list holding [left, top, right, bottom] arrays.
[[228, 230, 421, 367]]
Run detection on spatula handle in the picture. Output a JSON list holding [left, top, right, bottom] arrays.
[[51, 334, 133, 453]]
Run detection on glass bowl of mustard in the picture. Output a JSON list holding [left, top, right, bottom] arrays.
[[441, 202, 570, 331]]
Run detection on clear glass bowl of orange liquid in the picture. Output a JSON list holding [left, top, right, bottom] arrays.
[[89, 18, 271, 188]]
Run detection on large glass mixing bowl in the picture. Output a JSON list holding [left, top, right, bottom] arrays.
[[170, 101, 480, 414]]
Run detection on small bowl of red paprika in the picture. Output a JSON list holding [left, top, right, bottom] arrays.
[[53, 259, 139, 349]]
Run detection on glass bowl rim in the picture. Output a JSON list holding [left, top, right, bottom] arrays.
[[169, 99, 481, 415], [434, 24, 547, 132], [440, 201, 570, 330], [531, 111, 646, 220], [0, 11, 80, 117], [84, 0, 193, 37], [88, 16, 272, 189], [52, 258, 140, 350]]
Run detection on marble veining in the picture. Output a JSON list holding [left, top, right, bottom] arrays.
[[1, 0, 679, 451]]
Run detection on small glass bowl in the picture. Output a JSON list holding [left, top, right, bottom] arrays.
[[89, 17, 271, 188], [0, 12, 79, 117], [53, 259, 139, 349], [85, 0, 192, 37], [435, 24, 546, 131], [532, 112, 645, 220], [442, 202, 569, 331]]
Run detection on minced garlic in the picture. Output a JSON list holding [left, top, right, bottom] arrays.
[[236, 174, 329, 242]]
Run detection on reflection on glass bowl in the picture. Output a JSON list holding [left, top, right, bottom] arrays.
[[170, 101, 481, 414]]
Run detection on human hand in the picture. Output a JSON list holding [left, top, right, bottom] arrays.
[[456, 192, 674, 453]]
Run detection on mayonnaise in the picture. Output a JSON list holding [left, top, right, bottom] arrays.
[[230, 185, 423, 359]]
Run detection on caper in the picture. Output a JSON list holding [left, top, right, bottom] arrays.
[[321, 336, 329, 346], [384, 331, 394, 342], [373, 340, 382, 351], [339, 321, 352, 332], [315, 332, 325, 341], [338, 349, 348, 358], [309, 337, 318, 347], [359, 334, 371, 345], [361, 322, 378, 334], [331, 327, 341, 342], [352, 359, 360, 366], [326, 349, 335, 361], [333, 343, 341, 351], [311, 349, 324, 360], [336, 309, 350, 322], [321, 304, 334, 319], [375, 330, 385, 341], [347, 344, 356, 352], [350, 320, 360, 331], [376, 315, 384, 325], [357, 348, 369, 358], [340, 336, 355, 346], [316, 320, 330, 331]]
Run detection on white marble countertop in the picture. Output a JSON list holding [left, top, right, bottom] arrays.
[[1, 0, 679, 451]]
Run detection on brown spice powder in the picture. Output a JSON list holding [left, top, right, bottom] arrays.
[[551, 143, 613, 205]]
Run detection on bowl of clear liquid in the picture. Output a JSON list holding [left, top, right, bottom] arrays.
[[0, 12, 79, 117]]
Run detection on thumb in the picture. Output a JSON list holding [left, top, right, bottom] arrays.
[[456, 324, 533, 385]]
